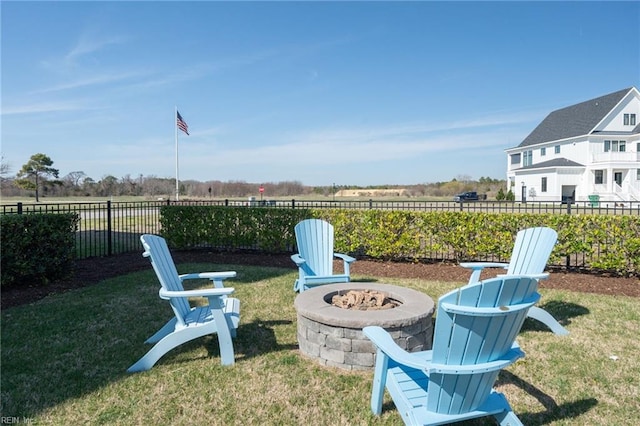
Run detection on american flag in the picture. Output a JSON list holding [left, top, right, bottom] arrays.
[[176, 111, 189, 135]]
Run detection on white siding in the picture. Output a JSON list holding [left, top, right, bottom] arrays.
[[505, 87, 640, 202]]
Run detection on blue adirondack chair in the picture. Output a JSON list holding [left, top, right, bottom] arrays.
[[128, 234, 240, 373], [364, 274, 544, 425], [460, 226, 569, 336], [291, 219, 356, 292]]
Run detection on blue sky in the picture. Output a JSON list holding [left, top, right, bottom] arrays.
[[2, 1, 639, 187]]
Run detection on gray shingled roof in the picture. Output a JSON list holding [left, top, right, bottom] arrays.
[[518, 87, 633, 148], [520, 158, 584, 170]]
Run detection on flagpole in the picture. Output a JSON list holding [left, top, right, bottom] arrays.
[[175, 106, 179, 202]]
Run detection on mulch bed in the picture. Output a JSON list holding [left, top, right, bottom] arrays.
[[2, 250, 638, 310]]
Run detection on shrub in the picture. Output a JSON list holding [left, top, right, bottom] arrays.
[[1, 213, 79, 287], [158, 206, 640, 276]]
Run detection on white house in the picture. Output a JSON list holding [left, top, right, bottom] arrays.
[[506, 87, 640, 205]]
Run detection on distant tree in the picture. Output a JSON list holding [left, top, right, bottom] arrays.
[[496, 188, 506, 201], [0, 156, 11, 190], [506, 190, 515, 201], [455, 174, 473, 184], [0, 156, 10, 178], [97, 175, 119, 196], [64, 171, 87, 187], [61, 171, 87, 195], [15, 153, 59, 202], [82, 177, 96, 196]]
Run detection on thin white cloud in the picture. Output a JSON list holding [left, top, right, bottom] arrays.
[[186, 130, 517, 170], [283, 111, 538, 148], [1, 101, 84, 116], [65, 34, 128, 63], [33, 70, 147, 94]]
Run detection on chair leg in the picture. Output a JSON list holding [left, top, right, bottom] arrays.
[[145, 317, 178, 343], [494, 410, 524, 426], [492, 393, 524, 426], [370, 350, 389, 415], [127, 326, 213, 373], [527, 306, 569, 336], [211, 308, 236, 366]]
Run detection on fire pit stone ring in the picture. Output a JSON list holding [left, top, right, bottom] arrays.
[[294, 282, 435, 370]]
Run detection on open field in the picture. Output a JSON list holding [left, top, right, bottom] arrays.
[[0, 194, 454, 205]]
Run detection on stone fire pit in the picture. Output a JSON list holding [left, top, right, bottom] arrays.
[[294, 282, 435, 371]]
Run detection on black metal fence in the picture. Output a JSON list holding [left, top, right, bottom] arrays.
[[2, 199, 639, 260]]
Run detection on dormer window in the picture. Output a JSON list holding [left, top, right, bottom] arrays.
[[624, 113, 637, 126]]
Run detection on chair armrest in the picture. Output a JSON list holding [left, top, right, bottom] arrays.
[[363, 326, 430, 370], [334, 253, 356, 263], [291, 254, 306, 267], [159, 287, 235, 300], [179, 271, 236, 289], [179, 271, 236, 281], [440, 292, 540, 316], [459, 262, 509, 270], [497, 272, 549, 280], [460, 262, 509, 284], [428, 346, 524, 375]]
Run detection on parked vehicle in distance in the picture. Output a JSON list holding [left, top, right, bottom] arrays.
[[453, 191, 487, 202]]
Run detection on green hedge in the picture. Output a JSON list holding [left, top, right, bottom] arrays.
[[320, 210, 640, 275], [160, 206, 312, 252], [1, 213, 79, 287], [159, 206, 640, 276]]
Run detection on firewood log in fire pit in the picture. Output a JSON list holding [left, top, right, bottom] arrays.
[[331, 289, 401, 310]]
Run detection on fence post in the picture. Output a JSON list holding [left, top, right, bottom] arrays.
[[369, 199, 373, 209], [107, 200, 113, 256], [565, 201, 572, 267], [17, 202, 23, 214], [292, 199, 296, 209], [225, 199, 229, 206]]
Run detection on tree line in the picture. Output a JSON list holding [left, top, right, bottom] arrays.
[[1, 153, 508, 201]]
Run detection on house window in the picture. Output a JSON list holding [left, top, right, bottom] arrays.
[[624, 113, 637, 126], [511, 153, 521, 164], [637, 169, 640, 181], [554, 145, 560, 154], [604, 140, 626, 152], [595, 170, 604, 184], [523, 150, 533, 166], [541, 177, 547, 192], [541, 147, 546, 156]]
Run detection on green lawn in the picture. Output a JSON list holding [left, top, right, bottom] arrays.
[[1, 264, 638, 425]]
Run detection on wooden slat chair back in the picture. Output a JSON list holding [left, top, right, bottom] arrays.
[[127, 234, 240, 372], [460, 227, 568, 335], [291, 219, 355, 292], [144, 234, 193, 323], [364, 275, 543, 425], [506, 227, 558, 276]]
